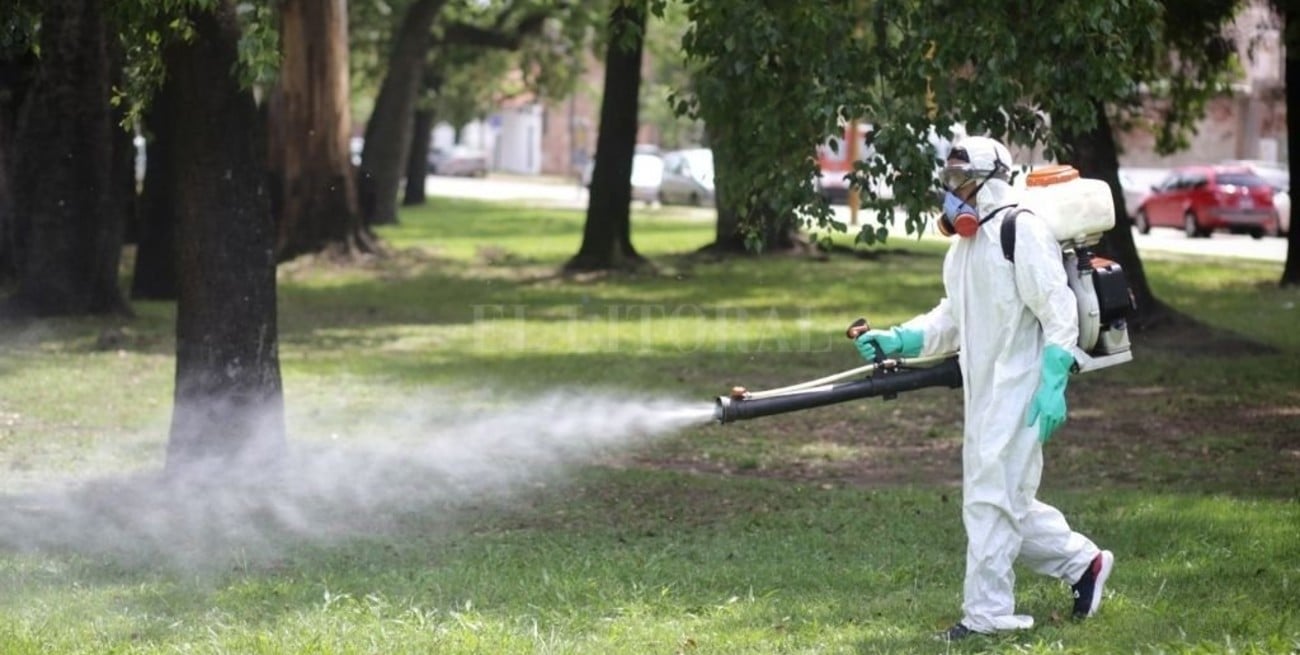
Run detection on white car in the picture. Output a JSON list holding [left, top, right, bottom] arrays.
[[581, 148, 664, 205], [658, 148, 714, 206], [1274, 187, 1290, 236], [428, 146, 488, 177], [349, 136, 363, 166]]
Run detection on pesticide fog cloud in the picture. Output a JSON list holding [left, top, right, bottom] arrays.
[[0, 390, 714, 570]]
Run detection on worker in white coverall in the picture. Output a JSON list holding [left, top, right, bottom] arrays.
[[853, 136, 1114, 641]]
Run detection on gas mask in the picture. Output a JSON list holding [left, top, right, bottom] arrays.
[[938, 170, 998, 238], [939, 190, 982, 237], [937, 154, 1007, 238]]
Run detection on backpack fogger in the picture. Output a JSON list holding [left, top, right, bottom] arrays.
[[714, 165, 1136, 424]]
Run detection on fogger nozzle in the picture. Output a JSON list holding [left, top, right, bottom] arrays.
[[714, 357, 963, 424]]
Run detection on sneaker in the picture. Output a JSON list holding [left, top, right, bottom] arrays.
[[1071, 550, 1115, 618], [934, 622, 980, 642]]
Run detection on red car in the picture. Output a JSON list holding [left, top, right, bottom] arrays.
[[1134, 165, 1279, 239]]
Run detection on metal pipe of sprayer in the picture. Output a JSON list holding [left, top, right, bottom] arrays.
[[713, 356, 962, 424]]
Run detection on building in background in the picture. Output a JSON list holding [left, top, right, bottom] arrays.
[[494, 104, 543, 175], [1117, 0, 1286, 167], [468, 50, 664, 179]]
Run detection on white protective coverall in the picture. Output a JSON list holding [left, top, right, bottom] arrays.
[[902, 140, 1101, 633]]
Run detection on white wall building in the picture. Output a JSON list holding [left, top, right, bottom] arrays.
[[493, 105, 544, 175], [431, 122, 456, 152]]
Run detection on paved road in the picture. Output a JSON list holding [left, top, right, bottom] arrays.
[[425, 174, 1288, 263], [425, 173, 590, 207], [1126, 226, 1286, 263]]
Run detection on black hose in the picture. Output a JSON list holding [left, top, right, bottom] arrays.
[[714, 357, 963, 424]]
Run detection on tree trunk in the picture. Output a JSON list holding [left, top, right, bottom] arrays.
[[698, 104, 795, 255], [0, 114, 14, 286], [161, 0, 285, 474], [268, 0, 375, 262], [3, 0, 128, 318], [131, 101, 179, 300], [1280, 9, 1298, 286], [707, 125, 748, 252], [712, 203, 747, 252], [0, 52, 36, 286], [358, 0, 447, 225], [1060, 99, 1167, 328], [706, 181, 796, 255], [403, 107, 434, 206], [565, 0, 648, 272]]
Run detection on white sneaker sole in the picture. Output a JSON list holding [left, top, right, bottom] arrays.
[[1084, 550, 1115, 617]]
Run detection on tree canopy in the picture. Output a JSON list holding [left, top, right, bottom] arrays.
[[675, 0, 1249, 247]]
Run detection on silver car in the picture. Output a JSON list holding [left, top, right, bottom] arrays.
[[581, 148, 664, 205], [428, 146, 488, 177], [1223, 161, 1290, 236], [658, 148, 715, 206]]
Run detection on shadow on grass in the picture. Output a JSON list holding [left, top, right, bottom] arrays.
[[275, 250, 945, 331]]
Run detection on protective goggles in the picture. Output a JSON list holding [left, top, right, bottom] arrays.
[[939, 163, 992, 191]]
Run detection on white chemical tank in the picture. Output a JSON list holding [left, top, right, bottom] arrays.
[[1018, 165, 1115, 246]]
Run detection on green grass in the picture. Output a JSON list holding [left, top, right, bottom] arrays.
[[0, 197, 1298, 654]]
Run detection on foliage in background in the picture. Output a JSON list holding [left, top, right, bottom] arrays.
[[0, 0, 40, 56], [678, 2, 857, 249], [347, 0, 399, 121], [674, 0, 1249, 246], [97, 0, 280, 129], [642, 0, 704, 150], [351, 0, 594, 131]]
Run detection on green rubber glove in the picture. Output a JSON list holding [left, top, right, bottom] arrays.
[[1026, 344, 1076, 443], [854, 326, 924, 363]]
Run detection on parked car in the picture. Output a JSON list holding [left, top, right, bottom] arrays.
[[1275, 187, 1291, 237], [814, 122, 894, 204], [581, 146, 664, 205], [629, 152, 664, 204], [1134, 165, 1279, 239], [1222, 160, 1290, 236], [658, 148, 714, 206], [1117, 167, 1169, 219], [428, 146, 488, 177], [349, 137, 364, 166]]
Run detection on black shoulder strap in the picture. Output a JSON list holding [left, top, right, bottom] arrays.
[[1000, 208, 1031, 263]]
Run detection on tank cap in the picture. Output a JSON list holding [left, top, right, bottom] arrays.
[[1025, 165, 1080, 187]]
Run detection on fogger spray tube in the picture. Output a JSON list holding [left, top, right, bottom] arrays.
[[713, 356, 963, 424]]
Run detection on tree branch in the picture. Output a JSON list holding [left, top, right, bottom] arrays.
[[437, 10, 552, 50]]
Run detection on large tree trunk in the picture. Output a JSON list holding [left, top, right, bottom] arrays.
[[708, 124, 747, 252], [131, 101, 180, 300], [1061, 99, 1167, 328], [269, 0, 375, 262], [358, 0, 447, 225], [0, 53, 36, 286], [161, 0, 285, 474], [712, 202, 746, 252], [565, 0, 648, 272], [3, 0, 128, 317], [703, 125, 796, 254], [1280, 8, 1298, 286], [0, 114, 14, 286], [403, 107, 434, 206]]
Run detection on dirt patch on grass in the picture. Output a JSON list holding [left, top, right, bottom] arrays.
[[1131, 306, 1280, 357]]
